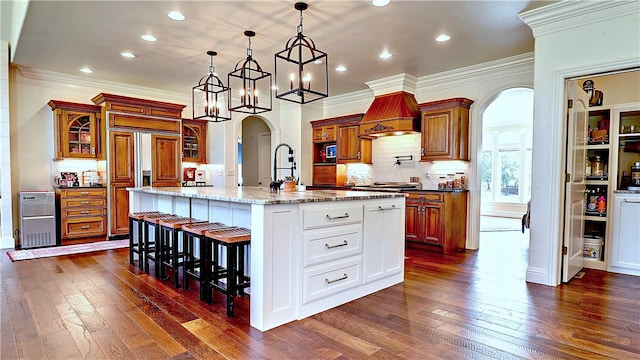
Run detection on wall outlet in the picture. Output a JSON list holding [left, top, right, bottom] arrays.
[[226, 169, 235, 176], [424, 169, 431, 178]]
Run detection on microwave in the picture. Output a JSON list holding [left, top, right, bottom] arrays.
[[325, 144, 337, 159]]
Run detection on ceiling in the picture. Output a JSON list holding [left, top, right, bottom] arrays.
[[9, 1, 553, 98]]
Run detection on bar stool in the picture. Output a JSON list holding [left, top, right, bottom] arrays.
[[181, 222, 234, 300], [158, 217, 207, 289], [204, 227, 251, 317], [128, 211, 163, 269], [143, 214, 180, 277]]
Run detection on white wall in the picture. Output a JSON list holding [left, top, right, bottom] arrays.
[[520, 1, 640, 285], [1, 40, 12, 248]]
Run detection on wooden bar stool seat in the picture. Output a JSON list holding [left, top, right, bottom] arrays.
[[158, 217, 208, 288], [143, 214, 180, 277], [204, 227, 251, 317], [181, 222, 234, 300], [128, 211, 163, 269]]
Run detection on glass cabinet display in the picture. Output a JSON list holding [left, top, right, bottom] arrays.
[[48, 100, 102, 159], [182, 119, 207, 163]]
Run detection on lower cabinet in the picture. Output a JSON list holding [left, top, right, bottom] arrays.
[[405, 191, 467, 254], [607, 193, 640, 276], [302, 204, 363, 304], [363, 200, 404, 283], [56, 187, 107, 240]]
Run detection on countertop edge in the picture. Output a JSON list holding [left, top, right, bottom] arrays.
[[127, 186, 406, 205]]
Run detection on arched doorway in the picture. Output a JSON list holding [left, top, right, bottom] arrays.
[[478, 88, 533, 268], [239, 116, 271, 186]]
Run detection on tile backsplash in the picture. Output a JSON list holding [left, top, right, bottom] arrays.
[[346, 133, 469, 189]]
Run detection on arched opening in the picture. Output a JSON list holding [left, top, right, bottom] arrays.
[[478, 88, 533, 273], [239, 116, 272, 186]]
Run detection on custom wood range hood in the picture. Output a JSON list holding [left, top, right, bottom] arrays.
[[359, 91, 421, 137]]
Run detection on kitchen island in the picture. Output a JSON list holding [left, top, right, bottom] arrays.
[[128, 186, 406, 331]]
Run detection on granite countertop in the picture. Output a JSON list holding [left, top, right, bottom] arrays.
[[613, 190, 640, 194], [127, 186, 405, 205]]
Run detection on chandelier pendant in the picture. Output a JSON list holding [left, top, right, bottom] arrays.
[[274, 2, 328, 104], [228, 31, 272, 114], [192, 51, 231, 122]]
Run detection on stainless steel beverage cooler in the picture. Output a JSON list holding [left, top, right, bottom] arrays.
[[19, 191, 56, 248]]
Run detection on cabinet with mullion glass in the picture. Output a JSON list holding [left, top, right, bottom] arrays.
[[48, 100, 102, 159], [182, 119, 207, 163]]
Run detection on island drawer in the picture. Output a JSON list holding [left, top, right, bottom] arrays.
[[303, 204, 363, 229], [303, 224, 362, 267], [302, 256, 361, 304]]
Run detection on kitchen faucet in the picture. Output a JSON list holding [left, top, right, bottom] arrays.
[[273, 143, 296, 181]]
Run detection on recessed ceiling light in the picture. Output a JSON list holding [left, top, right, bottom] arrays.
[[167, 11, 185, 21], [436, 34, 451, 42], [372, 0, 390, 7], [141, 34, 157, 42], [379, 50, 392, 59], [80, 67, 93, 74], [336, 65, 347, 72], [120, 51, 136, 58]]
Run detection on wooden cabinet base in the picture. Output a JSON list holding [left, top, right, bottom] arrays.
[[405, 190, 467, 254]]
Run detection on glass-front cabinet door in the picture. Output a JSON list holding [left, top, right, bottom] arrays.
[[182, 119, 207, 163], [64, 112, 96, 157], [48, 100, 102, 159]]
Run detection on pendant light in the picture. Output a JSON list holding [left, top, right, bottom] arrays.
[[274, 2, 328, 104], [228, 31, 272, 114], [192, 51, 231, 122]]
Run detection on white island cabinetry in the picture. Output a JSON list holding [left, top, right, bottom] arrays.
[[128, 186, 405, 331], [608, 193, 640, 276]]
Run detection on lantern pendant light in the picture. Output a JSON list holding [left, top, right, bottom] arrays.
[[192, 51, 231, 122], [274, 2, 328, 104], [228, 31, 272, 114]]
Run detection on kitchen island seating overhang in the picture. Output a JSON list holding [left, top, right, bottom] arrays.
[[128, 186, 406, 331]]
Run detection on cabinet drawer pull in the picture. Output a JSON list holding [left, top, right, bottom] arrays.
[[80, 191, 89, 195], [624, 199, 640, 203], [81, 225, 90, 229], [325, 273, 348, 284], [326, 213, 349, 220], [325, 240, 348, 249], [81, 210, 90, 214], [80, 201, 89, 204], [377, 205, 397, 211]]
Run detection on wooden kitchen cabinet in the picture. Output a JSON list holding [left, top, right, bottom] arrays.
[[337, 122, 372, 164], [312, 124, 337, 143], [56, 187, 107, 240], [405, 191, 467, 254], [311, 114, 366, 185], [48, 100, 103, 160], [93, 93, 185, 237], [182, 119, 207, 163], [418, 98, 473, 161]]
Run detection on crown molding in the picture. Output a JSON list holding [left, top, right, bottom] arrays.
[[365, 73, 418, 96], [415, 52, 534, 91], [13, 66, 191, 105], [519, 0, 639, 37]]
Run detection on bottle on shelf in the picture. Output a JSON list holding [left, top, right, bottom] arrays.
[[597, 195, 606, 214], [585, 156, 592, 176], [592, 155, 605, 177]]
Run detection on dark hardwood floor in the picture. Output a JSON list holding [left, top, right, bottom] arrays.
[[1, 231, 639, 359]]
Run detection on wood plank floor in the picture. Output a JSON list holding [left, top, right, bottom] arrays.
[[1, 231, 639, 359]]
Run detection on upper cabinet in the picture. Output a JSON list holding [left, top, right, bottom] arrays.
[[312, 124, 337, 143], [48, 100, 103, 160], [418, 98, 473, 161], [182, 119, 207, 163], [337, 118, 372, 164]]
